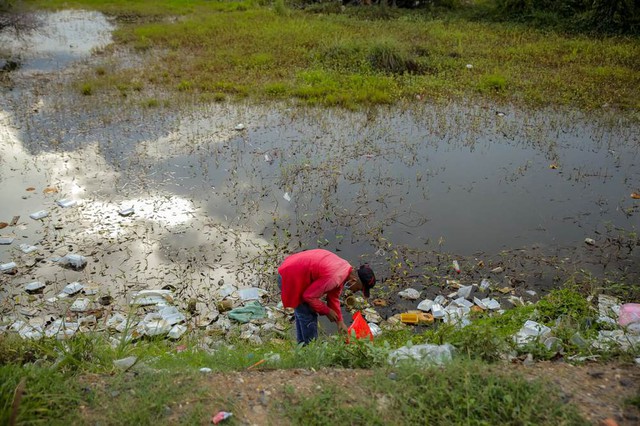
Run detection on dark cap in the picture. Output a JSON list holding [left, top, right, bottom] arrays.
[[357, 264, 376, 298]]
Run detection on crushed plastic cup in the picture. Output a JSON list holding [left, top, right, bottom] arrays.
[[431, 303, 445, 319], [417, 299, 433, 312], [62, 282, 84, 295], [398, 288, 421, 300], [480, 279, 491, 291], [29, 210, 49, 220], [237, 287, 261, 301], [457, 285, 473, 299]]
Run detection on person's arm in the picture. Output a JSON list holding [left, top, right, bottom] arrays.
[[301, 277, 338, 317], [326, 285, 343, 322]]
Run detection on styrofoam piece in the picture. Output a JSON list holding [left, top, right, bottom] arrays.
[[0, 237, 14, 245], [19, 244, 38, 253], [482, 298, 501, 310], [118, 207, 134, 217], [398, 288, 421, 300], [431, 303, 445, 318], [45, 319, 79, 339], [457, 285, 473, 299], [130, 289, 174, 306], [513, 320, 551, 345], [452, 297, 473, 309], [29, 210, 49, 220], [168, 324, 187, 339], [25, 281, 46, 292], [159, 306, 186, 325], [417, 299, 434, 312], [56, 199, 77, 208], [70, 298, 90, 312], [113, 356, 137, 370], [1, 262, 17, 273], [143, 319, 172, 336], [283, 192, 292, 202], [218, 285, 235, 299], [434, 295, 447, 305], [473, 297, 487, 310], [369, 323, 382, 337], [480, 279, 491, 291], [62, 282, 84, 295]]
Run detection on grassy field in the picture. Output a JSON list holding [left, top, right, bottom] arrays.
[[25, 0, 640, 110]]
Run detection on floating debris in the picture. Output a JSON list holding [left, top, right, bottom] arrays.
[[29, 210, 49, 220]]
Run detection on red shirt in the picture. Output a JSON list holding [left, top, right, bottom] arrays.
[[278, 249, 351, 321]]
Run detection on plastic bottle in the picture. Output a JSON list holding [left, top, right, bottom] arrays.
[[452, 260, 461, 274], [212, 411, 233, 424]]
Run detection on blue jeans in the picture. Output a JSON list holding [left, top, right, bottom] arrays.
[[278, 274, 318, 345]]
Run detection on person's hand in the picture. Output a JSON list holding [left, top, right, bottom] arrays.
[[337, 321, 348, 334], [327, 309, 339, 323]]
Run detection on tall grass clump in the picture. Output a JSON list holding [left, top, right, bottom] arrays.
[[368, 39, 421, 75]]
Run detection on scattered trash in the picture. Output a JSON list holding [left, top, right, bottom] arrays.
[[118, 207, 134, 217], [168, 324, 187, 339], [431, 303, 445, 319], [19, 244, 38, 253], [389, 343, 454, 365], [491, 267, 504, 274], [398, 288, 420, 300], [480, 279, 491, 291], [457, 285, 473, 299], [25, 281, 45, 293], [584, 238, 596, 246], [264, 153, 272, 163], [466, 64, 473, 69], [452, 260, 461, 274], [347, 312, 373, 342], [130, 289, 174, 306], [45, 319, 79, 339], [58, 253, 87, 270], [570, 332, 588, 348], [237, 287, 262, 301], [368, 323, 382, 336], [400, 312, 434, 325], [70, 298, 90, 312], [631, 192, 640, 199], [43, 187, 58, 194], [417, 299, 433, 312], [619, 303, 640, 327], [143, 319, 172, 336], [598, 294, 620, 325], [549, 163, 559, 170], [113, 356, 137, 370], [513, 320, 551, 346], [525, 290, 537, 296], [10, 216, 19, 226], [283, 192, 291, 202], [1, 262, 17, 274], [0, 222, 7, 229], [29, 210, 49, 220], [544, 337, 563, 352], [212, 411, 233, 424], [228, 301, 267, 323], [234, 123, 245, 131], [496, 111, 505, 117], [199, 367, 212, 373], [56, 199, 77, 208], [0, 237, 14, 245], [62, 282, 84, 295]]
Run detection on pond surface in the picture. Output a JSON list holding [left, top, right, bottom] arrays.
[[0, 11, 638, 315]]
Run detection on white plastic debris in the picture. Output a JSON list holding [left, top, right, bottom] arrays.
[[29, 210, 49, 220], [56, 199, 77, 208], [143, 319, 172, 336], [78, 315, 97, 326], [431, 303, 445, 319], [118, 207, 134, 217], [525, 290, 537, 296], [513, 320, 551, 346], [1, 262, 17, 274], [480, 279, 491, 291], [70, 298, 90, 312], [62, 282, 84, 295], [113, 356, 137, 370], [159, 306, 186, 325], [507, 296, 525, 307], [398, 288, 421, 300], [58, 254, 87, 270], [417, 299, 434, 312], [584, 238, 596, 246], [482, 298, 501, 310], [237, 287, 262, 301], [491, 267, 504, 274], [168, 324, 187, 339], [283, 192, 291, 202], [234, 123, 245, 131], [217, 285, 235, 299], [25, 281, 45, 293], [0, 237, 14, 245], [19, 244, 38, 253], [130, 289, 174, 306], [451, 297, 473, 309], [544, 337, 563, 352], [457, 285, 473, 299], [200, 367, 212, 373], [106, 313, 128, 331], [388, 343, 455, 365], [369, 323, 382, 337], [598, 294, 620, 325], [45, 319, 79, 339], [466, 64, 473, 69], [473, 297, 487, 310]]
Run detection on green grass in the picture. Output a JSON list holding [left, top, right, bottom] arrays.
[[285, 361, 589, 425], [26, 0, 640, 110]]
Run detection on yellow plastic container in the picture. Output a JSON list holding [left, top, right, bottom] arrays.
[[400, 313, 419, 324]]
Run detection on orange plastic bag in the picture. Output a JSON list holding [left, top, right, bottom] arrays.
[[346, 311, 373, 343]]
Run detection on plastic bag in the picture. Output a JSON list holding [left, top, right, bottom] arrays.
[[346, 311, 373, 343]]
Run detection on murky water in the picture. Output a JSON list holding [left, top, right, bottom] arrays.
[[0, 11, 638, 317]]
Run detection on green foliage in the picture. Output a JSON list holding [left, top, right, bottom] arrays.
[[477, 73, 508, 93], [368, 39, 421, 75], [80, 82, 93, 95]]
